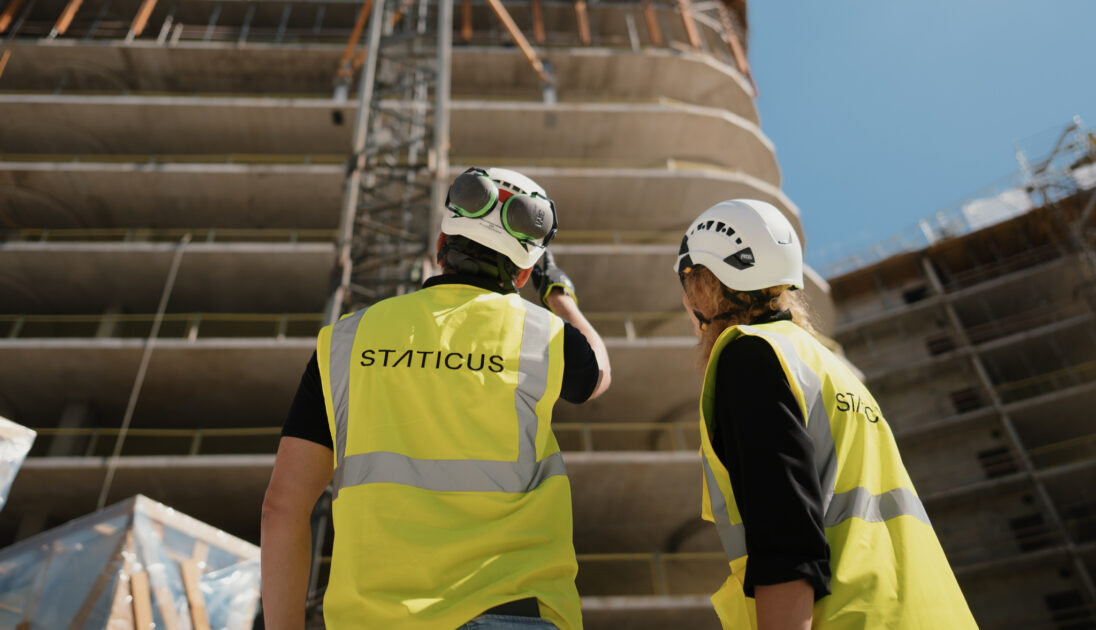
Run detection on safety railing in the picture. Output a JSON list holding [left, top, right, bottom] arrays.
[[0, 152, 346, 165], [962, 301, 1090, 345], [0, 313, 325, 340], [1, 311, 693, 342], [8, 0, 749, 74], [881, 360, 1096, 432], [27, 426, 282, 457], [939, 244, 1064, 292], [0, 152, 747, 180], [26, 421, 702, 458], [995, 360, 1096, 404], [844, 300, 1091, 376], [555, 421, 699, 452], [1, 228, 337, 244], [939, 511, 1096, 569], [905, 432, 1096, 496]]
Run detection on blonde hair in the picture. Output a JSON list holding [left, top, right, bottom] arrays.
[[682, 266, 816, 366]]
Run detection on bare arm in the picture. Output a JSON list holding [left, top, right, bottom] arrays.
[[261, 437, 334, 630], [755, 579, 814, 630], [546, 289, 611, 400]]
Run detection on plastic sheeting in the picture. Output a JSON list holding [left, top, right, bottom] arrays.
[[0, 495, 260, 630], [0, 416, 35, 513]]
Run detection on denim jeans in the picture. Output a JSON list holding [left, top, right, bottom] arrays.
[[457, 614, 559, 629]]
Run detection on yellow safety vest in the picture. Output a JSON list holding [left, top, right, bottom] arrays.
[[316, 282, 582, 630], [698, 320, 977, 629]]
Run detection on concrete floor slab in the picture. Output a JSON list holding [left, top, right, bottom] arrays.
[[0, 451, 723, 557], [0, 161, 800, 241], [0, 96, 779, 186], [5, 42, 755, 117], [0, 242, 334, 313], [0, 161, 344, 229], [1, 331, 699, 428], [0, 340, 314, 428], [554, 344, 702, 425]]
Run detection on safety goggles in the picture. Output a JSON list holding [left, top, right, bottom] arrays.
[[445, 167, 558, 248]]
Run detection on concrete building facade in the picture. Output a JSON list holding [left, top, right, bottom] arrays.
[[829, 182, 1096, 628], [0, 0, 833, 627]]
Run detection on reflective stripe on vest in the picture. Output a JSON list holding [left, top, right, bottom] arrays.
[[703, 324, 931, 562], [326, 304, 565, 498]]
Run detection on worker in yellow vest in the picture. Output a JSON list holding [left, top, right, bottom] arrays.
[[261, 167, 611, 630], [674, 199, 977, 629]]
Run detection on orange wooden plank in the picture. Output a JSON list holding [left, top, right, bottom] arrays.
[[573, 0, 590, 46], [336, 0, 373, 81], [0, 0, 27, 33], [641, 0, 663, 47], [181, 560, 211, 630], [131, 571, 154, 630], [461, 0, 472, 42], [676, 0, 700, 48], [718, 3, 757, 96], [484, 0, 548, 82], [52, 0, 84, 36], [531, 0, 545, 45], [128, 0, 159, 38]]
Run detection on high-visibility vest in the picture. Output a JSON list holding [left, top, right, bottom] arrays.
[[316, 282, 582, 630], [699, 320, 977, 629]]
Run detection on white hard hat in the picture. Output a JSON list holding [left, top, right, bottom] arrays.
[[674, 199, 804, 291], [441, 167, 557, 269]]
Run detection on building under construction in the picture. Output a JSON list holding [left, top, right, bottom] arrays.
[[827, 124, 1096, 629], [7, 0, 1092, 628], [0, 0, 833, 627]]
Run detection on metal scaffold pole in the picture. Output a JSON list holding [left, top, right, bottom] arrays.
[[326, 0, 453, 325]]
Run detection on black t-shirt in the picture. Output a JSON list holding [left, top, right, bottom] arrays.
[[708, 314, 832, 601], [282, 273, 600, 451]]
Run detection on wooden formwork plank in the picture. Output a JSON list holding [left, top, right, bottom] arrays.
[[180, 560, 211, 630], [337, 0, 373, 81], [641, 0, 663, 47], [0, 0, 27, 33], [52, 0, 84, 36], [573, 0, 591, 46], [484, 0, 549, 82], [128, 0, 160, 38], [676, 0, 701, 48], [131, 571, 154, 630], [461, 0, 472, 42], [717, 2, 757, 95], [531, 0, 545, 44]]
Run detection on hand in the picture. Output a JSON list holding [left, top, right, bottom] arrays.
[[531, 251, 577, 309]]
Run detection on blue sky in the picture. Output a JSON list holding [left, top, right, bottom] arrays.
[[748, 1, 1096, 273]]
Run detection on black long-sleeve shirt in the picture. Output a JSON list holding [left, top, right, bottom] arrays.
[[709, 322, 832, 600]]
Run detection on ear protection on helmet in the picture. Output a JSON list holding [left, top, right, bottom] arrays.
[[446, 167, 558, 248]]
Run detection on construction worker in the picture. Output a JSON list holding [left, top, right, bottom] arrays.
[[261, 167, 609, 630], [675, 200, 977, 629]]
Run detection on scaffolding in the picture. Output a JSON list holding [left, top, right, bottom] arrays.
[[829, 126, 1096, 625], [324, 0, 452, 323]]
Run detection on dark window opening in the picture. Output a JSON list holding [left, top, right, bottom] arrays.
[[977, 446, 1020, 479], [1009, 513, 1055, 552], [1064, 501, 1096, 544], [926, 334, 957, 355], [949, 387, 984, 413], [1045, 590, 1096, 630], [902, 285, 930, 304]]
